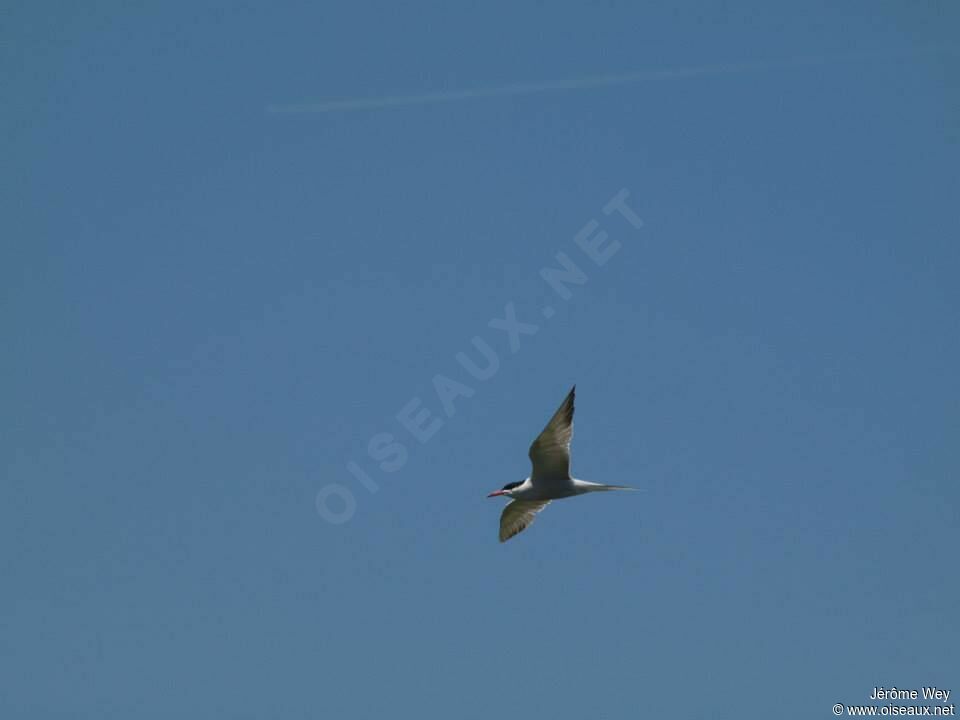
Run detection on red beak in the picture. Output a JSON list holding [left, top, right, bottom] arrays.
[[487, 490, 507, 498]]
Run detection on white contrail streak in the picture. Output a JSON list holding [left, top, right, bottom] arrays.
[[265, 51, 927, 115]]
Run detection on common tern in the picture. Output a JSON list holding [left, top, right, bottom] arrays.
[[487, 386, 634, 542]]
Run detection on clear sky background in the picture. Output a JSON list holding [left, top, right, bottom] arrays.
[[2, 3, 958, 718]]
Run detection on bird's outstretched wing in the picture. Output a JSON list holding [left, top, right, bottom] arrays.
[[528, 385, 575, 481], [499, 500, 551, 542]]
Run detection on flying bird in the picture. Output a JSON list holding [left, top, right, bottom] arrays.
[[487, 386, 634, 542]]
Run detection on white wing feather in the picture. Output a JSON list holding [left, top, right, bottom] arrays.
[[499, 500, 551, 542], [528, 386, 575, 481]]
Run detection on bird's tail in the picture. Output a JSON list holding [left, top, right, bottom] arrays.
[[574, 480, 641, 493]]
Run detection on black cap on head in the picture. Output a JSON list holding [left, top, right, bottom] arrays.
[[501, 480, 524, 491]]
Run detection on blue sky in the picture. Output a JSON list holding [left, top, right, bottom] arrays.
[[2, 3, 958, 718]]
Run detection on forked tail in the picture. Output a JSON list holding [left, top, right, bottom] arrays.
[[572, 479, 640, 493]]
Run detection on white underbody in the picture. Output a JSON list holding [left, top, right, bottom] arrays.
[[508, 476, 625, 502]]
